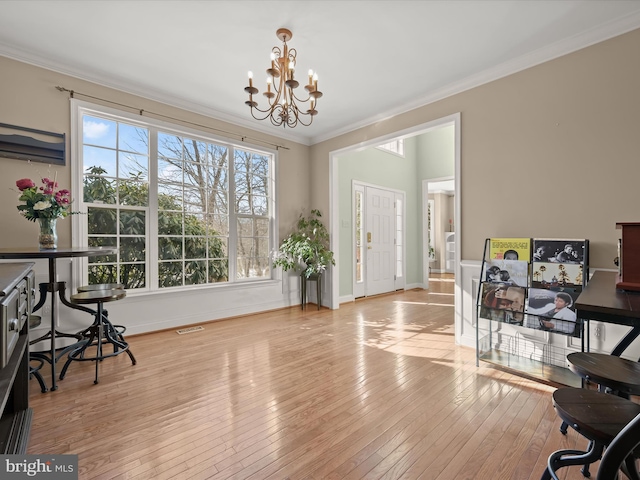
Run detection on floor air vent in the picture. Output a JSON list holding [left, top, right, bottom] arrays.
[[176, 326, 204, 334]]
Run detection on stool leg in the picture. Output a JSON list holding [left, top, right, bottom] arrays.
[[94, 302, 104, 384], [317, 276, 321, 310], [559, 421, 568, 435]]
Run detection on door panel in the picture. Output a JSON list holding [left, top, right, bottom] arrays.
[[366, 186, 395, 296]]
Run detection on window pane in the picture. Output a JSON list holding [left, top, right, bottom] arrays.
[[237, 217, 252, 237], [158, 133, 182, 159], [158, 183, 183, 211], [84, 146, 116, 177], [209, 214, 228, 236], [236, 196, 250, 214], [208, 260, 228, 283], [119, 152, 149, 181], [252, 195, 268, 215], [89, 264, 117, 285], [88, 236, 118, 263], [119, 181, 148, 206], [159, 262, 183, 288], [254, 218, 269, 236], [158, 211, 183, 235], [237, 257, 270, 279], [119, 210, 146, 235], [185, 237, 206, 259], [121, 237, 146, 262], [185, 213, 206, 236], [159, 237, 182, 260], [88, 207, 117, 234], [83, 116, 116, 148], [120, 264, 146, 289], [158, 158, 182, 183], [84, 173, 116, 204], [185, 260, 207, 285], [184, 187, 205, 214], [208, 237, 227, 258], [209, 190, 228, 214], [250, 175, 268, 195], [118, 123, 148, 154]]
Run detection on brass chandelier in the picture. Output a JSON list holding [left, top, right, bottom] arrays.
[[245, 28, 322, 128]]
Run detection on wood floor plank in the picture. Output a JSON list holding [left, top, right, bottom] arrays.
[[26, 275, 615, 480]]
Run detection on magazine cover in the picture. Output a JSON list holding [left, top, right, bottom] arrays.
[[531, 262, 584, 288], [532, 239, 588, 265], [480, 283, 526, 325], [489, 238, 531, 262], [525, 287, 580, 336], [482, 259, 529, 286]]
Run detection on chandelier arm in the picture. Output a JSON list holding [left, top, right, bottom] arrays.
[[290, 91, 313, 104]]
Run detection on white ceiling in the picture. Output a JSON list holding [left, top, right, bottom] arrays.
[[1, 1, 640, 146]]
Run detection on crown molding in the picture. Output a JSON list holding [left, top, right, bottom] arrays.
[[0, 45, 312, 146], [2, 9, 640, 148], [309, 11, 640, 145]]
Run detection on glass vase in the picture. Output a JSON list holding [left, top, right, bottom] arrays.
[[38, 217, 58, 250]]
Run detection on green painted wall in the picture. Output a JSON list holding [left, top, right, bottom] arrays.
[[338, 127, 455, 299]]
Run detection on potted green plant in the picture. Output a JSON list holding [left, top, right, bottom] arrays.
[[273, 209, 335, 278]]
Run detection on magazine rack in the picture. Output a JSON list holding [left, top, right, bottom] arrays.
[[475, 237, 589, 386]]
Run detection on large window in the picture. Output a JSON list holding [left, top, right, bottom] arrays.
[[75, 102, 275, 291]]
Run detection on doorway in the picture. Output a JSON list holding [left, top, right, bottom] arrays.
[[330, 112, 461, 330], [423, 177, 455, 290]]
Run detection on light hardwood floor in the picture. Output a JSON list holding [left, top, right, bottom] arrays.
[[28, 275, 591, 479]]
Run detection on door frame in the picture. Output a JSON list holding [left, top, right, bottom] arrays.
[[329, 112, 461, 333]]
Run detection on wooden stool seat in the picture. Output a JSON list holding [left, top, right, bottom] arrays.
[[77, 283, 124, 292], [542, 388, 640, 480], [59, 288, 136, 385], [568, 352, 640, 396], [70, 289, 126, 304]]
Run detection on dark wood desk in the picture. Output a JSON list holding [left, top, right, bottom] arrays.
[[0, 247, 117, 391], [575, 270, 640, 356]]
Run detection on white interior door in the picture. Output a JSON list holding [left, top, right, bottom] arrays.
[[365, 186, 396, 296]]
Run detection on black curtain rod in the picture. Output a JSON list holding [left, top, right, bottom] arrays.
[[55, 86, 289, 151]]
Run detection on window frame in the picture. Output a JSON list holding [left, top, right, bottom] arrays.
[[375, 138, 405, 157], [70, 99, 278, 294]]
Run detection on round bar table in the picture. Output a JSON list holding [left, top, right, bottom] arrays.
[[0, 247, 117, 391]]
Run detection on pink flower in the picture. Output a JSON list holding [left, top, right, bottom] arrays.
[[16, 178, 35, 191]]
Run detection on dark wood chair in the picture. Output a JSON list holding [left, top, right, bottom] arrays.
[[542, 387, 640, 480]]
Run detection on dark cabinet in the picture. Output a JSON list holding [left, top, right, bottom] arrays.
[[0, 263, 34, 454]]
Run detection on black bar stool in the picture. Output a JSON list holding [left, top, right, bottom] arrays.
[[542, 387, 640, 480], [558, 351, 640, 475], [59, 287, 136, 384]]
